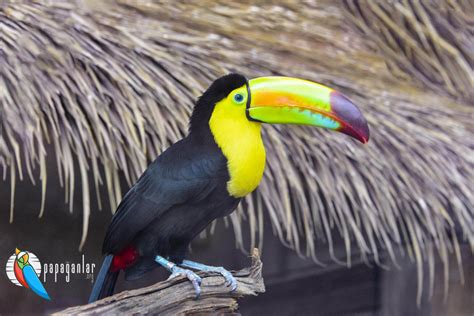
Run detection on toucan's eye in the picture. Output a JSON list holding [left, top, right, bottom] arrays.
[[233, 93, 245, 104]]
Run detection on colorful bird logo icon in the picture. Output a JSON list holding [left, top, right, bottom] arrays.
[[5, 248, 51, 300]]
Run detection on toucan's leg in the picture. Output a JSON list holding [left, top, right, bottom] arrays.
[[155, 256, 202, 298], [180, 260, 237, 291]]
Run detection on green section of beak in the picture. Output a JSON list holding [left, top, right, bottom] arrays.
[[247, 76, 369, 143]]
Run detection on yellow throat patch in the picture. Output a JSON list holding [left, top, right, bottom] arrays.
[[209, 89, 266, 198]]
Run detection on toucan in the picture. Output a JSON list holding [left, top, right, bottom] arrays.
[[89, 73, 369, 302]]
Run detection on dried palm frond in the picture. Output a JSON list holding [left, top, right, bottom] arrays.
[[0, 0, 472, 302], [345, 0, 473, 103]]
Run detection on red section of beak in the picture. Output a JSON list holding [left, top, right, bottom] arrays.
[[330, 91, 370, 143]]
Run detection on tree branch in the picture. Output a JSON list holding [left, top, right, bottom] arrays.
[[54, 249, 264, 315]]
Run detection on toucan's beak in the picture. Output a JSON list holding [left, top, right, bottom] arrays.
[[247, 77, 370, 143]]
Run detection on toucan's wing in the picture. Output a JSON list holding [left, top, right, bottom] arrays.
[[102, 138, 227, 254], [23, 265, 51, 300]]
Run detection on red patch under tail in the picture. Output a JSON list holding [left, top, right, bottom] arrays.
[[111, 246, 139, 272]]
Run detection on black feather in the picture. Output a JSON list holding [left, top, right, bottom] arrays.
[[189, 73, 247, 135], [102, 135, 239, 257], [88, 255, 117, 303]]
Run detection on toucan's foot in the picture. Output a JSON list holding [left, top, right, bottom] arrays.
[[169, 266, 202, 298], [155, 256, 202, 298], [180, 260, 237, 292]]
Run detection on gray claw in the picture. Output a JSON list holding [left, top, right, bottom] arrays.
[[215, 267, 237, 291], [169, 266, 202, 298]]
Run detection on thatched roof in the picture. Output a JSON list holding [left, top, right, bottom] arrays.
[[1, 0, 472, 300]]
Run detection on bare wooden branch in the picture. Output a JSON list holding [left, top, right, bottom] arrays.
[[54, 249, 264, 315]]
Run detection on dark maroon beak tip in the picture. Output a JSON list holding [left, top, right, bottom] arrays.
[[330, 91, 370, 143]]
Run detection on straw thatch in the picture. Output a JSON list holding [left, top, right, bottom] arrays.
[[1, 0, 472, 301]]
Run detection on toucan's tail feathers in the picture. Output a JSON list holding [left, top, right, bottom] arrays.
[[88, 255, 118, 303]]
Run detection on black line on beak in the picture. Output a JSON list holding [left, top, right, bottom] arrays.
[[245, 80, 262, 122]]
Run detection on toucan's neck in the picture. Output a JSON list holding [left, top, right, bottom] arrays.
[[187, 98, 218, 147], [187, 73, 266, 197], [188, 122, 216, 146], [189, 103, 212, 135], [209, 100, 266, 198]]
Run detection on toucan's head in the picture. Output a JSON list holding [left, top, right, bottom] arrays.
[[190, 73, 369, 143]]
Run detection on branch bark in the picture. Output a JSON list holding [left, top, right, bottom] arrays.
[[54, 249, 264, 315]]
